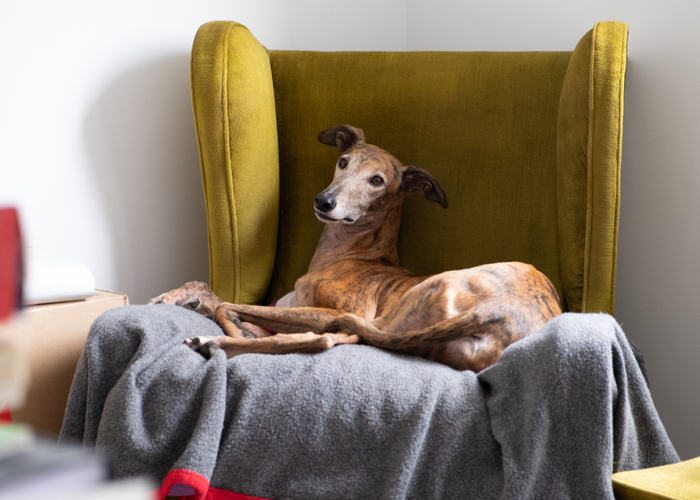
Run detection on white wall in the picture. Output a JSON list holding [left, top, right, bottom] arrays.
[[0, 0, 406, 306], [2, 0, 699, 461], [406, 0, 700, 461]]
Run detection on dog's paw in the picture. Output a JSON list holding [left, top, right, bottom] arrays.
[[148, 281, 221, 316], [185, 336, 220, 359]]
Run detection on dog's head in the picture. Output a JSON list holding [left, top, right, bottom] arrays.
[[314, 125, 448, 226]]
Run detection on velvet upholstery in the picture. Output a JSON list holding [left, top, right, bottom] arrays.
[[190, 20, 628, 316], [612, 457, 700, 499]]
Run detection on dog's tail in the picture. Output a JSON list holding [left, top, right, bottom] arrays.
[[325, 304, 532, 352]]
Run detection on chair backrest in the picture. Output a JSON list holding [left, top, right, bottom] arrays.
[[190, 21, 628, 315]]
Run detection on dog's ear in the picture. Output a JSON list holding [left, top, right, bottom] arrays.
[[401, 166, 449, 209], [318, 125, 365, 153]]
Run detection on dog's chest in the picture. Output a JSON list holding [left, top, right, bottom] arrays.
[[293, 260, 414, 318], [292, 266, 379, 315]]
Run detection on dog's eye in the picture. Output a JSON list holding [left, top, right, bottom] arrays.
[[338, 158, 348, 169], [371, 176, 384, 187]]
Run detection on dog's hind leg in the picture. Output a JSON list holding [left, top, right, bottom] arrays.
[[185, 331, 361, 360], [323, 305, 536, 371]]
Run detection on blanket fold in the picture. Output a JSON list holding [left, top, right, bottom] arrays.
[[59, 306, 678, 500]]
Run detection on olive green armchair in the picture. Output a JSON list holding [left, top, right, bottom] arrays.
[[187, 20, 692, 500], [191, 21, 624, 317]]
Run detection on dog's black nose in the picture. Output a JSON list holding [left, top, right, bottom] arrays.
[[314, 193, 336, 213]]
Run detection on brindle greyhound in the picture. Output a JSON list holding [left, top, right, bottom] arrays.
[[149, 125, 561, 371]]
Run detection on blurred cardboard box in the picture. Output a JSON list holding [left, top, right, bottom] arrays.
[[1, 209, 128, 434], [7, 290, 128, 435]]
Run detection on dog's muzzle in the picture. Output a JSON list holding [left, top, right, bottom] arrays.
[[314, 190, 355, 223], [314, 192, 336, 213]]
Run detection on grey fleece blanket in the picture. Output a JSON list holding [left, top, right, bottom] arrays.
[[59, 305, 678, 499]]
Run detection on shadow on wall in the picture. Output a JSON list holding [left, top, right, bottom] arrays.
[[85, 54, 209, 304]]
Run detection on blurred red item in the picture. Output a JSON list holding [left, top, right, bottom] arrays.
[[1, 207, 22, 424], [0, 403, 11, 424], [0, 207, 22, 321]]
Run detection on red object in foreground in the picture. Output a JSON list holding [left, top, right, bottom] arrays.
[[0, 403, 11, 424], [0, 207, 22, 425], [160, 469, 272, 500], [0, 207, 22, 321]]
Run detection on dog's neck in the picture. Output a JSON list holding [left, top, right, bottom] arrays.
[[308, 203, 403, 272]]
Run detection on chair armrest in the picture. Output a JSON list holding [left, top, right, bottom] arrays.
[[191, 21, 280, 305], [557, 21, 628, 315]]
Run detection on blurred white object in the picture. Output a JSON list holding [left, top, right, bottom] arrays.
[[23, 248, 95, 305]]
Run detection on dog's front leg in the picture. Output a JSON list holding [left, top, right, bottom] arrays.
[[148, 282, 272, 339], [187, 303, 361, 360], [148, 281, 222, 317], [216, 303, 345, 335]]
